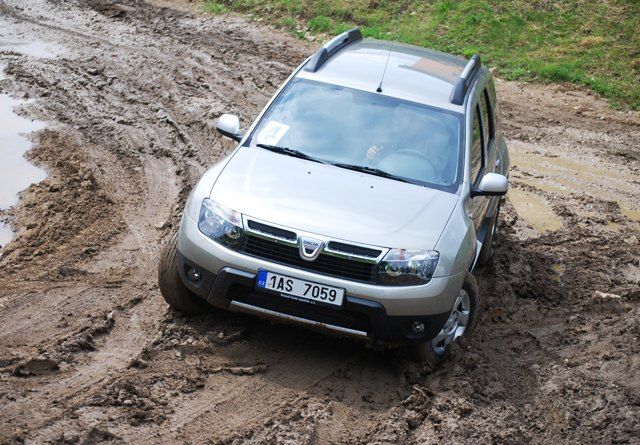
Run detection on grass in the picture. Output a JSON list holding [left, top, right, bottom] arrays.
[[203, 1, 227, 14], [202, 0, 640, 110]]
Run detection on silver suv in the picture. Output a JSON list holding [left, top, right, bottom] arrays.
[[158, 29, 509, 362]]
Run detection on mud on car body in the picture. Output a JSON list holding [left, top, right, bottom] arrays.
[[158, 29, 510, 362]]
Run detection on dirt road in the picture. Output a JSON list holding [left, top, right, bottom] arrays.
[[0, 1, 639, 443]]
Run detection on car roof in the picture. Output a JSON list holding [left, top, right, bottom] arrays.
[[296, 38, 470, 113]]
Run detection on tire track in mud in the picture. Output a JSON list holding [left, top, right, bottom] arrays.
[[1, 131, 180, 440], [5, 296, 159, 436], [0, 0, 313, 442], [0, 0, 639, 444], [121, 331, 402, 445]]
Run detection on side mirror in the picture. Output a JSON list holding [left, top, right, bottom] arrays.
[[216, 114, 242, 141], [471, 172, 509, 197]]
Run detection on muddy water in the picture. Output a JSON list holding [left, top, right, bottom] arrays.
[[0, 40, 65, 59], [0, 39, 61, 249], [508, 187, 563, 233], [0, 223, 11, 248], [0, 94, 47, 248], [508, 140, 640, 235]]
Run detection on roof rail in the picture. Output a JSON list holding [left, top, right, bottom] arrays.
[[450, 54, 481, 105], [304, 28, 363, 73]]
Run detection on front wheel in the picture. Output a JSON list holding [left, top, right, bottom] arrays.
[[158, 231, 214, 315], [402, 272, 480, 366]]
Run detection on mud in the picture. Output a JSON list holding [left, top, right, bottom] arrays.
[[0, 0, 638, 443]]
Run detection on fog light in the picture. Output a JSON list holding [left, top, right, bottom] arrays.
[[187, 267, 202, 282], [411, 321, 425, 335]]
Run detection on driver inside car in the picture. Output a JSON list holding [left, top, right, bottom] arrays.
[[365, 107, 453, 184]]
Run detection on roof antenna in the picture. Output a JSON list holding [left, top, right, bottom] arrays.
[[376, 40, 393, 93]]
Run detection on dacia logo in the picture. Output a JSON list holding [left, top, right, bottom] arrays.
[[299, 237, 324, 261]]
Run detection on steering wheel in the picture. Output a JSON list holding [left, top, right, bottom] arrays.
[[395, 148, 429, 162], [395, 149, 439, 177]]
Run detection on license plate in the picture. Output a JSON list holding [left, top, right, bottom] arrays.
[[256, 269, 344, 307]]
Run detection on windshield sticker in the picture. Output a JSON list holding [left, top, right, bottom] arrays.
[[256, 121, 290, 145]]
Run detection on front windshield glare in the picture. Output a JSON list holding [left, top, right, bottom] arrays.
[[250, 78, 462, 187]]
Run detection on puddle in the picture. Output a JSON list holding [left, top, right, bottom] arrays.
[[621, 206, 640, 222], [510, 144, 640, 226], [0, 40, 65, 59], [552, 263, 565, 283], [0, 39, 62, 251], [0, 224, 12, 248], [508, 187, 563, 233], [510, 149, 638, 197], [0, 94, 47, 250]]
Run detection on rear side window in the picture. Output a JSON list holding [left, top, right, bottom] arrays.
[[470, 106, 484, 183], [479, 89, 494, 150]]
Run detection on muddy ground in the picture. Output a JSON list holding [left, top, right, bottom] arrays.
[[0, 0, 639, 443]]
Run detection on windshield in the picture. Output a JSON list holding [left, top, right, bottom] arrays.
[[248, 78, 463, 190]]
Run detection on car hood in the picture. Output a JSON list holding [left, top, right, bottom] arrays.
[[210, 146, 459, 250]]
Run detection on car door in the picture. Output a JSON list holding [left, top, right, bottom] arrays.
[[469, 102, 487, 231], [478, 86, 503, 217]]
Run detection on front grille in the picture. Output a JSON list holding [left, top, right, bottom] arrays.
[[242, 235, 377, 283], [327, 241, 381, 258], [247, 220, 296, 241]]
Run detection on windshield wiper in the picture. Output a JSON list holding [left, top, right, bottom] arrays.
[[332, 163, 411, 183], [256, 144, 327, 164]]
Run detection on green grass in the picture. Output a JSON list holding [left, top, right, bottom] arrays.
[[203, 1, 228, 14], [202, 0, 640, 110]]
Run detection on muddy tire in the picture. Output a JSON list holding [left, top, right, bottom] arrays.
[[158, 231, 213, 315], [401, 272, 481, 367], [478, 201, 501, 266]]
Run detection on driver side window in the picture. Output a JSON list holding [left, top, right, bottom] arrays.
[[470, 105, 484, 184]]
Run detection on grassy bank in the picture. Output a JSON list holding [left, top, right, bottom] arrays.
[[204, 0, 640, 110]]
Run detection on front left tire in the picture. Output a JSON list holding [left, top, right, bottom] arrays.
[[401, 272, 481, 366]]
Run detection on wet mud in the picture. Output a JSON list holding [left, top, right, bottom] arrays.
[[0, 0, 638, 443]]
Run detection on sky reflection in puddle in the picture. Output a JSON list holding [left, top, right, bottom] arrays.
[[0, 94, 47, 249]]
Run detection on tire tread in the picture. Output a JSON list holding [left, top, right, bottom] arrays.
[[158, 231, 212, 315], [401, 272, 481, 366]]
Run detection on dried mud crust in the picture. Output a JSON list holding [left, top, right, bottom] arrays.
[[0, 0, 638, 443]]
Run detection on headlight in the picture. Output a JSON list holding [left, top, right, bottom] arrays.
[[198, 198, 244, 248], [378, 249, 439, 286]]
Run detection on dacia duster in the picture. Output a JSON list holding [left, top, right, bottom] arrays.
[[158, 29, 510, 362]]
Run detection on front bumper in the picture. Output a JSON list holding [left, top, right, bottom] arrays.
[[177, 214, 464, 344]]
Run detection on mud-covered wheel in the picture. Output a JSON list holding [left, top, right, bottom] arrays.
[[478, 200, 501, 266], [402, 272, 481, 366], [158, 231, 213, 315]]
